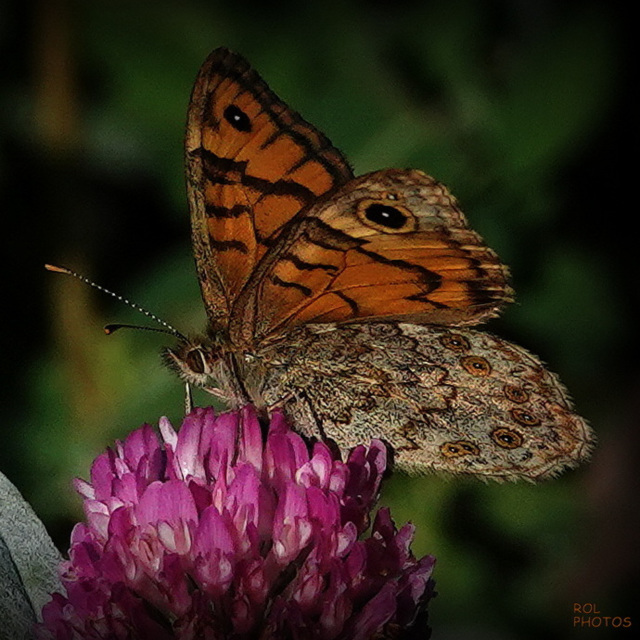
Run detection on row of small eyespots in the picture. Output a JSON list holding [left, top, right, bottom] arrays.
[[438, 333, 542, 456]]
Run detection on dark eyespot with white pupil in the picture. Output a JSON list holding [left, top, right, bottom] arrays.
[[223, 105, 252, 132], [365, 203, 408, 230]]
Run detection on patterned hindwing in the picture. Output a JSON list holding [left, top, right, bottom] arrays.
[[231, 169, 512, 344], [258, 323, 594, 481], [186, 48, 354, 324]]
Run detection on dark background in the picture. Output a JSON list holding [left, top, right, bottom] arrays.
[[1, 1, 637, 637]]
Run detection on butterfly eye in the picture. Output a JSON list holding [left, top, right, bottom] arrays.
[[224, 105, 252, 132], [185, 348, 207, 374]]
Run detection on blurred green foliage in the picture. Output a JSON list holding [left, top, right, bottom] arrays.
[[1, 0, 636, 638]]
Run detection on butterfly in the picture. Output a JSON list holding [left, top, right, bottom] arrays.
[[164, 47, 594, 480]]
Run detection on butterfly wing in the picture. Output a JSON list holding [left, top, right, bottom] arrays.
[[186, 48, 354, 324], [259, 323, 594, 480], [231, 169, 512, 344]]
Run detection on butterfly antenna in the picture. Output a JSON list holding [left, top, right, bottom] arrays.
[[103, 323, 181, 337], [45, 264, 187, 341]]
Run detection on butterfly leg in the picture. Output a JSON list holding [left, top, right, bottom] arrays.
[[184, 382, 193, 415], [203, 385, 235, 402], [266, 390, 295, 410], [183, 382, 233, 414]]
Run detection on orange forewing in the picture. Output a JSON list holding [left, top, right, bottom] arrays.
[[185, 48, 353, 325], [231, 170, 512, 344]]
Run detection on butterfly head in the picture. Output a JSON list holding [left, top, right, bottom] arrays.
[[163, 335, 224, 390]]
